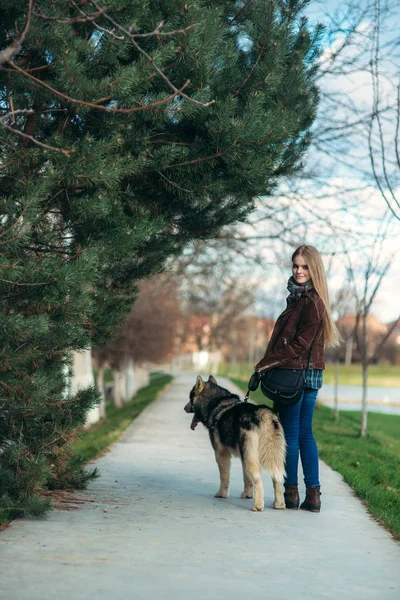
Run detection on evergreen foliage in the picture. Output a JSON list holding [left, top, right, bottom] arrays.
[[0, 0, 322, 521]]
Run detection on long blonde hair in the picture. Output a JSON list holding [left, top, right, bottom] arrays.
[[292, 245, 341, 348]]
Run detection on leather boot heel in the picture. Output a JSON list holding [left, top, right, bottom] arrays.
[[284, 484, 299, 509], [300, 486, 321, 513]]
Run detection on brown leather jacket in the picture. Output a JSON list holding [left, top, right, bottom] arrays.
[[254, 289, 325, 372]]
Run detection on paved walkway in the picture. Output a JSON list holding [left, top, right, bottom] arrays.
[[1, 373, 400, 600]]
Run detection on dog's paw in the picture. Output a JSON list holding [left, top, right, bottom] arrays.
[[215, 491, 228, 498], [251, 503, 264, 512], [273, 501, 286, 510], [241, 491, 253, 499]]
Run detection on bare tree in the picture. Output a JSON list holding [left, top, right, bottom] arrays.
[[203, 1, 400, 262], [93, 275, 180, 408], [344, 214, 398, 435], [329, 284, 357, 420], [178, 267, 255, 354], [367, 0, 400, 219]]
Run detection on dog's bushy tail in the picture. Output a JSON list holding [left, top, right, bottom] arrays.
[[258, 411, 286, 481]]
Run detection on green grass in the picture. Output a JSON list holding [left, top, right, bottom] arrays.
[[322, 364, 400, 387], [72, 371, 173, 463], [231, 377, 400, 541], [0, 372, 172, 529], [218, 362, 400, 387], [313, 407, 400, 541]]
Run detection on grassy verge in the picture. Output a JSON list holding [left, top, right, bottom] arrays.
[[218, 363, 400, 387], [231, 376, 400, 541], [313, 407, 400, 541], [72, 371, 173, 463], [0, 372, 172, 529]]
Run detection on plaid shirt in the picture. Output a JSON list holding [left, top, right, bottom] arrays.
[[303, 368, 323, 390]]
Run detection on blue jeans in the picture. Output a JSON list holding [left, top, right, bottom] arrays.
[[278, 387, 320, 488]]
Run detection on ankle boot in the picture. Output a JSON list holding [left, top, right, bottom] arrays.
[[284, 484, 299, 509], [300, 486, 321, 513]]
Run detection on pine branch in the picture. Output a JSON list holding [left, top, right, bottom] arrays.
[[0, 109, 71, 156], [89, 0, 215, 108], [0, 277, 57, 286], [34, 6, 108, 25], [129, 22, 198, 38], [68, 1, 198, 41], [67, 0, 124, 39], [157, 171, 195, 194], [7, 61, 191, 115], [1, 63, 53, 73], [0, 0, 33, 65], [1, 1, 214, 154]]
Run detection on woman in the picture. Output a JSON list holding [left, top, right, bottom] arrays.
[[254, 245, 340, 512]]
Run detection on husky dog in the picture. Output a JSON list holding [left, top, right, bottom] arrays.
[[184, 375, 286, 512]]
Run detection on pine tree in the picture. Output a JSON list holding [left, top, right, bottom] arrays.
[[0, 0, 323, 521]]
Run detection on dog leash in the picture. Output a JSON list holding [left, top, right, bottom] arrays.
[[242, 370, 261, 403]]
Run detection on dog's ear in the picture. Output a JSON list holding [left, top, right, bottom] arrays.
[[208, 375, 217, 385], [195, 375, 205, 393]]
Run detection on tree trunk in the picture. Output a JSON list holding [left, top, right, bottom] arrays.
[[96, 365, 106, 418], [71, 348, 101, 426], [334, 359, 339, 421], [345, 336, 353, 365], [360, 314, 368, 437], [118, 364, 128, 404], [125, 359, 135, 400], [112, 368, 123, 408], [360, 360, 368, 436]]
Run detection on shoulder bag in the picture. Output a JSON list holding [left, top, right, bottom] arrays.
[[246, 328, 320, 408]]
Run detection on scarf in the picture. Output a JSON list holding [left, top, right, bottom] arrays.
[[286, 275, 313, 303]]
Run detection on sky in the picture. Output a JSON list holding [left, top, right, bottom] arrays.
[[250, 0, 400, 323]]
